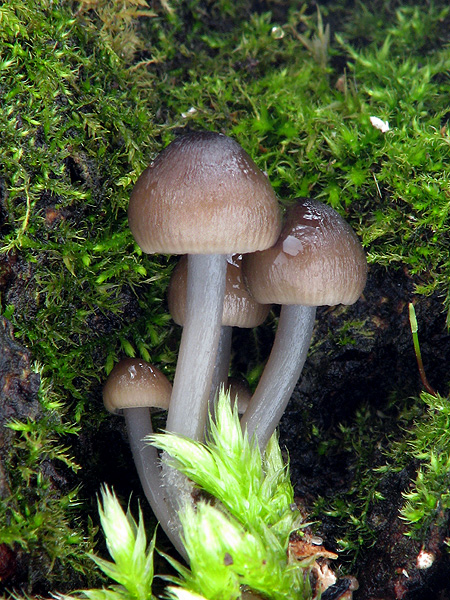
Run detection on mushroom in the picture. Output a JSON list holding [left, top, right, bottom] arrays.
[[167, 253, 271, 419], [240, 198, 367, 450], [128, 131, 281, 441], [103, 358, 186, 558]]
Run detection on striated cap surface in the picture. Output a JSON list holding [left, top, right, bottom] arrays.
[[243, 198, 367, 306], [128, 132, 281, 254], [103, 358, 172, 414]]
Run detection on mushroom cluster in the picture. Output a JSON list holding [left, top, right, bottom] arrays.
[[103, 131, 367, 559]]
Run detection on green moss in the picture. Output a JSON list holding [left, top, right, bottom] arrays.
[[0, 0, 176, 396], [311, 389, 450, 564], [1, 0, 450, 590], [145, 1, 450, 314], [385, 391, 450, 535], [0, 372, 97, 585], [0, 0, 175, 586], [312, 402, 389, 560]]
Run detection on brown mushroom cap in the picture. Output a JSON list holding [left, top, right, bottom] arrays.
[[128, 132, 281, 255], [243, 198, 367, 306], [168, 254, 271, 328], [103, 358, 172, 414]]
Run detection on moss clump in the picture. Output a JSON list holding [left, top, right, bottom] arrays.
[[311, 389, 450, 567], [0, 0, 175, 589], [387, 391, 450, 535]]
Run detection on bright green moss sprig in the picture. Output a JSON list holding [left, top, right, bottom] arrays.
[[60, 485, 158, 600], [88, 486, 157, 600], [150, 390, 313, 600], [150, 391, 297, 539], [64, 392, 314, 600], [164, 501, 309, 600]]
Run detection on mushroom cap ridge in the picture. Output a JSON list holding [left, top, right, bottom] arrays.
[[243, 198, 367, 306], [103, 358, 172, 414], [128, 131, 281, 255]]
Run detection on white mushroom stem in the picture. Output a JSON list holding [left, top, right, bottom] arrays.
[[166, 253, 227, 440], [207, 325, 233, 422], [123, 408, 188, 560], [240, 304, 316, 451]]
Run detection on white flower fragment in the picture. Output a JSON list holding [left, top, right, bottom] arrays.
[[416, 548, 435, 569], [370, 116, 390, 133], [181, 107, 198, 118]]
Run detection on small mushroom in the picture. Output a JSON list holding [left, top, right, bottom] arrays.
[[241, 198, 367, 450], [129, 131, 280, 441], [103, 357, 171, 414], [103, 358, 186, 558]]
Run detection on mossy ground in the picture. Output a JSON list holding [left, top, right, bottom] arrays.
[[0, 0, 449, 595]]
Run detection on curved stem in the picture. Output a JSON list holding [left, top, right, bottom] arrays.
[[124, 408, 187, 560], [240, 304, 316, 451], [166, 254, 227, 440]]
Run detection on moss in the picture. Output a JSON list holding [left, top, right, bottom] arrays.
[[385, 391, 450, 535], [0, 0, 450, 593], [308, 389, 450, 567], [0, 0, 175, 589]]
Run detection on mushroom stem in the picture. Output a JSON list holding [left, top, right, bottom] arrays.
[[166, 253, 227, 440], [240, 304, 316, 451], [208, 325, 233, 422], [123, 408, 187, 559]]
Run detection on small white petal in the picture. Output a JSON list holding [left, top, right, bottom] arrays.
[[370, 116, 390, 133]]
